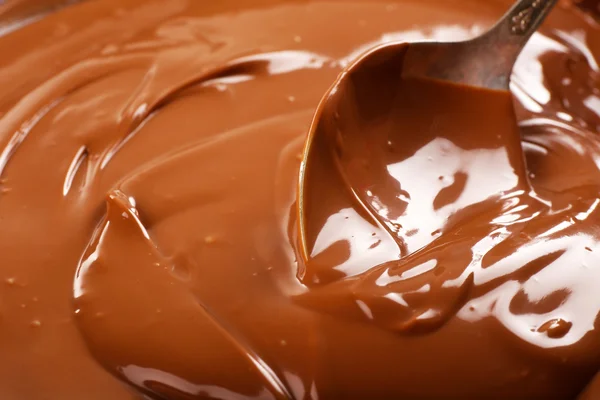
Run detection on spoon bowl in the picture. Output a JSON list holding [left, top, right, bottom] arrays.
[[297, 0, 558, 264]]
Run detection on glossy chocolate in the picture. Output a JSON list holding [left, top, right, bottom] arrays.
[[0, 0, 598, 399]]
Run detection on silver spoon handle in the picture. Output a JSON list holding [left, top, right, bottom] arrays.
[[455, 0, 559, 89], [480, 0, 558, 64], [507, 0, 559, 36], [401, 0, 559, 89]]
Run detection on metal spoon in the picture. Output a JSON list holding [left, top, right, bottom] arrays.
[[297, 0, 558, 261]]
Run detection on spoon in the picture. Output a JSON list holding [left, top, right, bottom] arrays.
[[297, 0, 558, 265]]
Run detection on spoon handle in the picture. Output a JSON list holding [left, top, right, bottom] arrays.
[[399, 0, 559, 89], [480, 0, 558, 63], [448, 0, 559, 89], [506, 0, 559, 36]]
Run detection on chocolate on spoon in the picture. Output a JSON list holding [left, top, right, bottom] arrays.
[[297, 0, 558, 262], [293, 0, 600, 336]]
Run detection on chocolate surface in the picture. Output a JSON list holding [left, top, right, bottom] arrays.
[[0, 0, 599, 399]]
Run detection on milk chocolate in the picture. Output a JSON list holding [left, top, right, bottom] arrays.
[[0, 0, 598, 398]]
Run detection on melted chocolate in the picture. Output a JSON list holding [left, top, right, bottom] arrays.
[[0, 0, 598, 399]]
